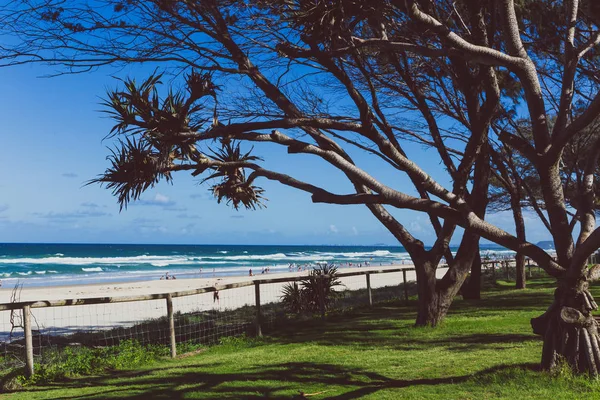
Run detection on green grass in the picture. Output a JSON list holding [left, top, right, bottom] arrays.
[[3, 278, 600, 399]]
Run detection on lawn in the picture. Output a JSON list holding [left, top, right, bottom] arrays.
[[3, 278, 600, 399]]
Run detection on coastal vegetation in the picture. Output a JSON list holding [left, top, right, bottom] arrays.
[[1, 0, 600, 375], [281, 264, 343, 315]]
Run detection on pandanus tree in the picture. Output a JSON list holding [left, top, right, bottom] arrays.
[[3, 0, 600, 373]]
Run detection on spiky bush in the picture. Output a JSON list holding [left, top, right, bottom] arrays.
[[281, 264, 342, 315]]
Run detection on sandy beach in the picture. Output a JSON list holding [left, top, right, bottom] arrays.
[[0, 264, 448, 341]]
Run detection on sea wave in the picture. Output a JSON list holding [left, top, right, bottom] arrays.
[[0, 255, 192, 266], [317, 250, 396, 258], [0, 250, 406, 268], [81, 267, 103, 272], [197, 250, 406, 263]]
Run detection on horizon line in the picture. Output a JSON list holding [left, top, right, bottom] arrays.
[[0, 241, 518, 248]]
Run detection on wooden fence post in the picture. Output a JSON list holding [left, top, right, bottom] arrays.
[[505, 261, 510, 281], [23, 305, 34, 377], [402, 270, 409, 303], [166, 294, 176, 358], [492, 262, 496, 280], [366, 273, 372, 307], [254, 281, 262, 337]]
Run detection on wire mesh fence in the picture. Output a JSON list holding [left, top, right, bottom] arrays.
[[0, 262, 512, 375]]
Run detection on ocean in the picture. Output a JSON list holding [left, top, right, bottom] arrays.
[[0, 243, 516, 288]]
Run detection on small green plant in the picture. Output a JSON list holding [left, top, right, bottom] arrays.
[[549, 355, 576, 379], [218, 334, 263, 349], [281, 264, 343, 315], [281, 282, 304, 314], [10, 340, 169, 387]]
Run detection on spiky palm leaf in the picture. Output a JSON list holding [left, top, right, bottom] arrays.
[[201, 141, 267, 210], [299, 264, 342, 313], [280, 282, 304, 314], [88, 137, 172, 210], [96, 71, 268, 212], [101, 71, 215, 162]]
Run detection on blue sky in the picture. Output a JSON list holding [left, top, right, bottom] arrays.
[[0, 63, 551, 246]]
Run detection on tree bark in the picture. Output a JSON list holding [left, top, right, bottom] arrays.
[[531, 277, 600, 375], [414, 259, 452, 327], [515, 253, 526, 289], [414, 235, 480, 327], [512, 199, 527, 289], [461, 252, 482, 300]]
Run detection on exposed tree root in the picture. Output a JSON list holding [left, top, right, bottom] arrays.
[[532, 280, 600, 375]]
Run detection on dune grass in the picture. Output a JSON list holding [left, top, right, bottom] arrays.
[[4, 277, 600, 399]]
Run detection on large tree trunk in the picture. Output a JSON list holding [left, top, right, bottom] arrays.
[[461, 252, 482, 300], [531, 277, 600, 374], [515, 253, 526, 289], [414, 248, 478, 327], [414, 259, 452, 327], [512, 198, 527, 289]]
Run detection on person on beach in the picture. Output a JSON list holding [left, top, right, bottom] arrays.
[[213, 290, 220, 303], [249, 269, 253, 276]]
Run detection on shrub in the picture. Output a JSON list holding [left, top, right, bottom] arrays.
[[10, 340, 168, 387], [281, 282, 304, 314], [281, 264, 343, 315]]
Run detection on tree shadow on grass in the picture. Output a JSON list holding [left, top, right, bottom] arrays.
[[20, 280, 570, 399], [32, 361, 539, 400], [269, 315, 540, 352], [264, 299, 543, 351]]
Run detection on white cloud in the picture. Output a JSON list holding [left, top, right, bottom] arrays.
[[33, 210, 111, 219], [181, 224, 196, 235], [352, 226, 358, 235], [177, 213, 201, 220], [154, 193, 170, 204], [138, 225, 168, 234], [329, 224, 339, 234], [81, 202, 101, 208], [135, 193, 176, 207], [409, 220, 423, 233]]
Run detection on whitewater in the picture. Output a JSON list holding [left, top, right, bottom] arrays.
[[0, 243, 515, 287]]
